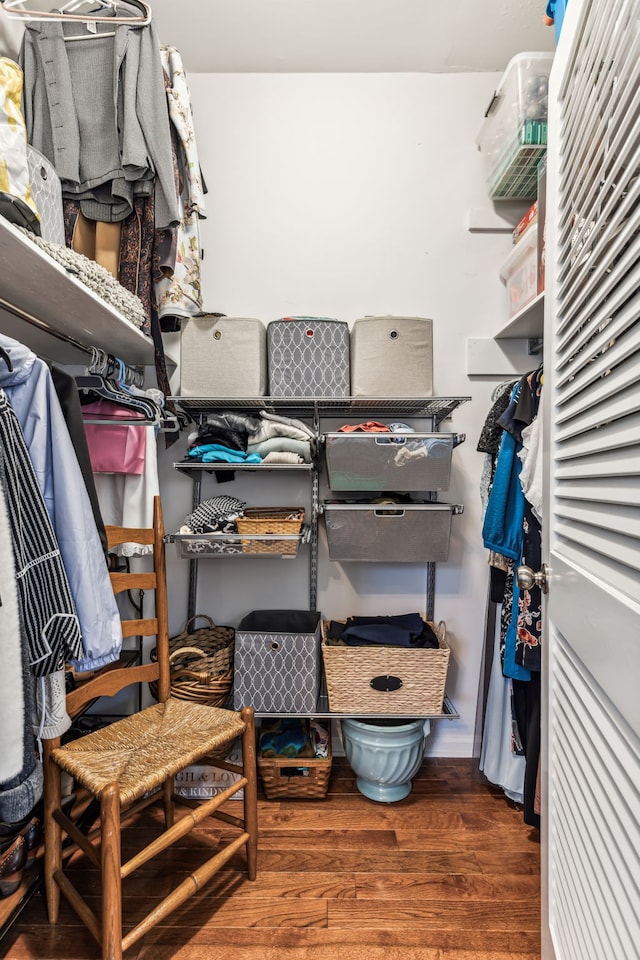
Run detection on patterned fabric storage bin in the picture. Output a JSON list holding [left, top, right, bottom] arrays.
[[350, 316, 433, 397], [267, 317, 350, 397], [180, 316, 267, 397], [233, 610, 322, 712], [26, 145, 65, 245], [324, 432, 463, 491], [323, 501, 462, 562]]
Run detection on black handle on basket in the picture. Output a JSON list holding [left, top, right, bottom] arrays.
[[370, 675, 403, 692]]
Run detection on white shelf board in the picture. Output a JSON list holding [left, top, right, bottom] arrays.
[[0, 216, 154, 365], [495, 291, 544, 339], [466, 337, 535, 377]]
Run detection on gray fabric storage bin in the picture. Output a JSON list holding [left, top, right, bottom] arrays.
[[180, 316, 267, 397], [324, 432, 461, 491], [233, 610, 322, 712], [324, 502, 461, 562], [267, 317, 350, 397], [350, 316, 433, 397]]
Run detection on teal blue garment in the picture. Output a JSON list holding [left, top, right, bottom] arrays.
[[187, 443, 262, 464], [482, 427, 525, 562]]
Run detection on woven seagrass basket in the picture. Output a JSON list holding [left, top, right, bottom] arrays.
[[149, 615, 234, 707], [258, 736, 332, 799], [321, 618, 449, 715], [236, 506, 304, 555]]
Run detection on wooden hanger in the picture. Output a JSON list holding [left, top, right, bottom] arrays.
[[0, 0, 152, 25]]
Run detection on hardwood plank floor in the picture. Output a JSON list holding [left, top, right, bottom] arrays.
[[2, 759, 541, 960]]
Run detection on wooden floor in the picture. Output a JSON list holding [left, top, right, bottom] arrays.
[[3, 759, 541, 960]]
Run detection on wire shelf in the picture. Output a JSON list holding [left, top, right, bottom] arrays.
[[169, 396, 471, 426]]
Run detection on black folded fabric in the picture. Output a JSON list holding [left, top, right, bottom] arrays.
[[327, 613, 439, 649]]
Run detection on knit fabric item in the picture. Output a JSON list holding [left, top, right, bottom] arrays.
[[17, 227, 147, 330], [33, 669, 72, 741], [181, 495, 246, 534]]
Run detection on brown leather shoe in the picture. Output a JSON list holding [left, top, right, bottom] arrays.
[[1, 811, 43, 865], [0, 834, 27, 897]]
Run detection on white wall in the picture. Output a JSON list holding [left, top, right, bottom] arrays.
[[158, 71, 522, 757]]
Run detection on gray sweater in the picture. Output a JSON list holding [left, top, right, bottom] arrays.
[[19, 17, 179, 230]]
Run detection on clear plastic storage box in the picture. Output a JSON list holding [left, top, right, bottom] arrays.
[[500, 224, 539, 318], [476, 52, 554, 199]]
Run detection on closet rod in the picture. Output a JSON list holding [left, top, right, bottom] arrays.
[[0, 294, 90, 357]]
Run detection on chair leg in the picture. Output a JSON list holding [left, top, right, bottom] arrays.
[[100, 783, 123, 960], [42, 739, 62, 923], [162, 776, 174, 829], [240, 706, 258, 881]]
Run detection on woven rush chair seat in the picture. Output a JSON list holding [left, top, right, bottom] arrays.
[[52, 700, 246, 808], [42, 497, 258, 960]]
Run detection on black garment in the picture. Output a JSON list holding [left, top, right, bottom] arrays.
[[477, 380, 514, 456], [512, 672, 541, 830], [327, 614, 440, 649], [50, 365, 108, 560]]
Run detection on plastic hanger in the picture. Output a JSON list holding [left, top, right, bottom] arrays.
[[0, 346, 14, 372], [77, 374, 161, 423], [1, 0, 152, 25]]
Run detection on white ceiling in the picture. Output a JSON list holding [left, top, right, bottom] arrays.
[[0, 1, 556, 74], [149, 0, 556, 75]]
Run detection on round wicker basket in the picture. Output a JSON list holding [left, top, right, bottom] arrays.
[[149, 615, 234, 707]]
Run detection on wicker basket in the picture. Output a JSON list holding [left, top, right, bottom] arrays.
[[258, 736, 332, 799], [149, 615, 234, 707], [236, 507, 304, 555], [321, 619, 450, 715]]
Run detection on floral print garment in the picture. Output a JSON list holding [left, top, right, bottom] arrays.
[[155, 45, 207, 320]]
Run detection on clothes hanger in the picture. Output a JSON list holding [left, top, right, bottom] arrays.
[[77, 374, 161, 423], [0, 346, 14, 372], [1, 0, 152, 25]]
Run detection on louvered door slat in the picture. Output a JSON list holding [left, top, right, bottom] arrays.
[[555, 446, 640, 480], [556, 502, 640, 541], [554, 413, 640, 459]]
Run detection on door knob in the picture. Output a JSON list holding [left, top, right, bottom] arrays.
[[516, 563, 550, 594]]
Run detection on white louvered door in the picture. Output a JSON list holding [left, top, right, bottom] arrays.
[[542, 1, 640, 958]]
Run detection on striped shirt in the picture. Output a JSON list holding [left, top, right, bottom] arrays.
[[0, 390, 82, 677]]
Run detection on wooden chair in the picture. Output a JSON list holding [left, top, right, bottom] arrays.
[[42, 496, 258, 960]]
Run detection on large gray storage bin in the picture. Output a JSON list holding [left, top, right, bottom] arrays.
[[324, 502, 461, 562], [350, 316, 433, 397], [324, 432, 463, 491], [233, 610, 322, 712], [180, 316, 267, 397], [267, 317, 350, 397]]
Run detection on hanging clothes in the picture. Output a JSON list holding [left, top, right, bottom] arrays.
[[0, 335, 122, 672], [50, 364, 108, 560], [479, 371, 544, 829], [0, 474, 27, 784], [0, 389, 82, 677], [19, 17, 179, 230], [155, 44, 207, 320], [93, 423, 160, 556]]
